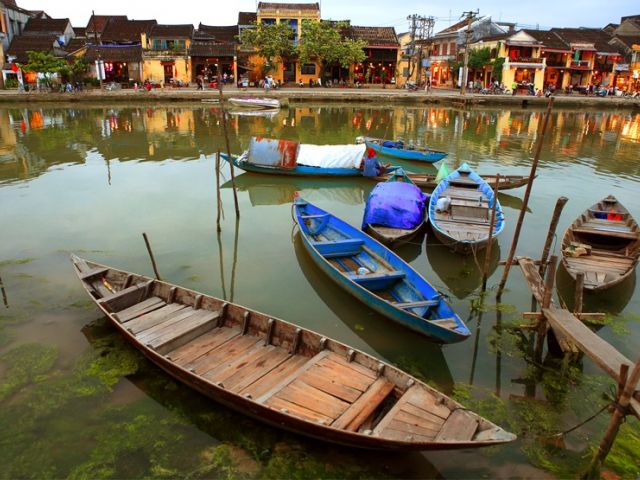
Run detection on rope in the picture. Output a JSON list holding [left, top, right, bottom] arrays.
[[550, 402, 613, 437]]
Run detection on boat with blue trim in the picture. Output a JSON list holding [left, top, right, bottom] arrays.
[[429, 163, 505, 255], [358, 136, 448, 163], [294, 198, 470, 344]]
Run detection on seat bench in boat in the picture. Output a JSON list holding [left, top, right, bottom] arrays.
[[313, 238, 365, 257]]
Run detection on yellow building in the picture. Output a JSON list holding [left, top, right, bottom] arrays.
[[498, 30, 545, 92], [255, 1, 321, 85], [142, 24, 194, 84]]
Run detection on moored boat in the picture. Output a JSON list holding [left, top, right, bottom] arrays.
[[561, 195, 640, 292], [362, 169, 428, 248], [71, 254, 515, 450], [428, 163, 504, 255], [221, 137, 398, 177], [373, 172, 530, 191], [357, 136, 447, 163], [294, 198, 470, 344], [228, 97, 281, 109]]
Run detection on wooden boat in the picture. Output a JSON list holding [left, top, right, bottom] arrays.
[[561, 195, 640, 292], [358, 136, 447, 163], [429, 163, 504, 255], [373, 172, 530, 191], [220, 137, 398, 177], [71, 254, 514, 449], [363, 169, 426, 248], [228, 97, 280, 109], [294, 198, 470, 344]]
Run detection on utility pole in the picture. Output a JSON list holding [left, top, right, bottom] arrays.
[[460, 9, 478, 96], [407, 15, 435, 84], [407, 14, 418, 81], [92, 11, 103, 90]]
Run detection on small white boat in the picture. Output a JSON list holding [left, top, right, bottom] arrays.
[[228, 97, 280, 110]]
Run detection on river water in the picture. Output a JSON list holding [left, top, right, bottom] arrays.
[[0, 103, 639, 478]]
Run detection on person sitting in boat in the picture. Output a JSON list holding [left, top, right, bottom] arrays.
[[360, 147, 390, 177]]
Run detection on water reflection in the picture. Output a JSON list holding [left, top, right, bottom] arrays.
[[293, 234, 454, 389], [2, 105, 639, 185]]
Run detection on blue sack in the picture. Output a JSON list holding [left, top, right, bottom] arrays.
[[362, 182, 428, 230]]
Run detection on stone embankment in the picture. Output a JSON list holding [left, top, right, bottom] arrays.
[[0, 87, 638, 110]]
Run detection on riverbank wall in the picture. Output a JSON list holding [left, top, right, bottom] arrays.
[[1, 88, 639, 110]]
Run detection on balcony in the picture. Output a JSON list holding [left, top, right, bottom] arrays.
[[143, 49, 188, 60], [430, 54, 455, 62], [545, 59, 566, 67], [594, 63, 614, 73], [507, 57, 545, 68], [569, 60, 591, 70]]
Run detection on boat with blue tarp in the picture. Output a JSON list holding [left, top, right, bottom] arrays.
[[362, 169, 429, 248], [429, 163, 505, 255], [221, 137, 398, 177], [294, 198, 470, 344], [357, 136, 448, 163]]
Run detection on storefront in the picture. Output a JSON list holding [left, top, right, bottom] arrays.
[[190, 43, 236, 83], [84, 45, 143, 84]]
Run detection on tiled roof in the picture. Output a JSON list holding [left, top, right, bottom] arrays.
[[478, 33, 508, 42], [24, 17, 70, 35], [65, 37, 86, 53], [614, 35, 640, 48], [198, 24, 238, 43], [189, 42, 236, 57], [101, 18, 157, 43], [150, 24, 194, 39], [350, 26, 399, 47], [258, 2, 319, 10], [86, 15, 128, 35], [83, 44, 142, 62], [238, 12, 257, 25], [551, 28, 615, 53], [73, 27, 86, 37], [523, 29, 569, 50], [7, 35, 61, 63], [437, 18, 472, 35]]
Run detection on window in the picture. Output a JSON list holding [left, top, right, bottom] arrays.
[[402, 67, 409, 77], [433, 44, 439, 56], [449, 42, 456, 55], [261, 18, 276, 25], [301, 63, 316, 75]]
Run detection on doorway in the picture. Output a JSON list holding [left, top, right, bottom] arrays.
[[283, 61, 296, 84]]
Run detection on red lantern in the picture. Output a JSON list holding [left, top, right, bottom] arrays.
[[11, 64, 19, 72]]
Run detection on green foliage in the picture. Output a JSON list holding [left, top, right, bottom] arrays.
[[493, 57, 505, 82], [603, 423, 640, 478], [468, 47, 492, 69], [4, 78, 19, 89], [298, 20, 367, 71], [23, 51, 69, 87], [68, 58, 89, 81], [0, 343, 58, 401], [239, 22, 296, 72]]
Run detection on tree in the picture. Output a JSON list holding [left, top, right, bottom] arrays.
[[60, 58, 89, 82], [297, 20, 367, 80], [23, 51, 68, 88], [239, 22, 296, 74], [492, 57, 505, 83]]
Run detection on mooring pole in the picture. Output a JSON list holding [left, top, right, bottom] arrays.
[[215, 150, 222, 233], [587, 357, 640, 477], [217, 72, 240, 218], [481, 174, 500, 292], [535, 254, 557, 361], [574, 272, 584, 316], [142, 232, 162, 280], [539, 196, 569, 277], [497, 98, 555, 299], [0, 271, 8, 308]]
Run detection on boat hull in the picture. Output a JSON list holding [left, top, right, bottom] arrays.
[[365, 224, 423, 249], [373, 173, 529, 191], [365, 142, 447, 163]]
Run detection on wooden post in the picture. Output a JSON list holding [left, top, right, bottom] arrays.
[[539, 196, 569, 277], [497, 98, 554, 298], [535, 255, 557, 361], [617, 364, 629, 398], [587, 357, 640, 477], [217, 71, 240, 218], [481, 174, 500, 292], [0, 271, 8, 308], [215, 151, 222, 233], [574, 272, 584, 315], [142, 232, 162, 281]]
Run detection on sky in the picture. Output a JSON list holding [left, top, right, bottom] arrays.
[[15, 0, 639, 34]]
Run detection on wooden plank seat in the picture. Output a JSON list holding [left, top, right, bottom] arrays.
[[144, 309, 221, 355], [348, 270, 406, 290], [98, 280, 153, 312], [331, 377, 395, 431], [582, 220, 633, 232], [314, 238, 365, 258], [435, 409, 479, 441], [79, 267, 109, 281], [123, 303, 189, 334], [589, 209, 629, 219], [429, 318, 458, 329], [573, 226, 638, 240], [393, 299, 439, 309], [115, 296, 166, 323], [167, 326, 241, 365]]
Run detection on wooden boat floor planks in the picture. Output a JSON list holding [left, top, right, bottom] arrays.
[[373, 172, 530, 191], [561, 195, 640, 291], [429, 163, 505, 255], [294, 199, 470, 344], [71, 254, 515, 450]]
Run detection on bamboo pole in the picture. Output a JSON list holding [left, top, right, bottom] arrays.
[[539, 196, 569, 277], [587, 357, 640, 477], [481, 174, 500, 291], [142, 232, 162, 281], [497, 98, 555, 298], [215, 151, 222, 233], [0, 271, 8, 308], [574, 272, 584, 315], [535, 255, 557, 361], [217, 72, 239, 218]]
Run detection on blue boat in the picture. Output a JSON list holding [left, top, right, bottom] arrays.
[[360, 137, 448, 163], [221, 137, 398, 177], [294, 198, 470, 344], [429, 163, 505, 255]]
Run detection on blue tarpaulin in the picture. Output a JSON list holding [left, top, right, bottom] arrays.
[[362, 182, 428, 230]]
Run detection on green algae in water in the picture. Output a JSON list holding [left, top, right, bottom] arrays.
[[0, 257, 36, 268], [0, 343, 58, 401], [603, 422, 640, 478]]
